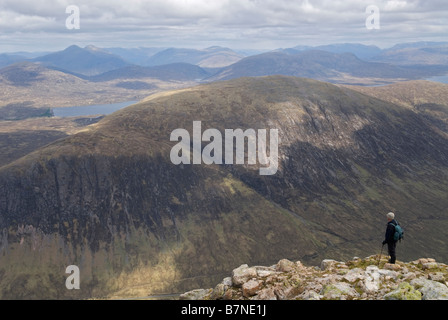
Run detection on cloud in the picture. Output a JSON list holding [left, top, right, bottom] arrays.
[[0, 0, 447, 51]]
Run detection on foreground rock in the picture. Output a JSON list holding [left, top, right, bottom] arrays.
[[181, 255, 448, 300]]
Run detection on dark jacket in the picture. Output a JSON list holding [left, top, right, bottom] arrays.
[[384, 219, 398, 244]]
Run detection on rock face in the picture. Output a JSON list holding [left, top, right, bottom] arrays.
[[183, 255, 448, 300]]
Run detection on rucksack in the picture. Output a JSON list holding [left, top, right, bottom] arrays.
[[393, 222, 404, 241]]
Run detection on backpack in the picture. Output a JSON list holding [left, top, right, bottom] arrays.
[[393, 222, 404, 241]]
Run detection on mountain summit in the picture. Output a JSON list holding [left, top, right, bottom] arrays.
[[33, 45, 129, 76]]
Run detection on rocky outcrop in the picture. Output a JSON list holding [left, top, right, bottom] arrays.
[[181, 255, 448, 300]]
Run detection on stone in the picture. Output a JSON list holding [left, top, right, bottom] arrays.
[[300, 290, 321, 300], [321, 282, 359, 300], [210, 283, 227, 300], [411, 277, 448, 300], [384, 282, 422, 300], [242, 279, 263, 297], [422, 262, 439, 270], [232, 264, 257, 287], [384, 263, 401, 271], [403, 272, 417, 281], [320, 259, 338, 271], [255, 266, 277, 277], [276, 259, 295, 272], [222, 277, 233, 287], [429, 272, 445, 282], [343, 268, 364, 283], [255, 288, 277, 300], [364, 265, 381, 293]]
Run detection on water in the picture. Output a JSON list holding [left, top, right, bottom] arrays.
[[425, 75, 448, 84], [52, 101, 138, 117]]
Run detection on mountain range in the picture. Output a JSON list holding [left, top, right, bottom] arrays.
[[1, 42, 448, 85], [1, 76, 448, 299]]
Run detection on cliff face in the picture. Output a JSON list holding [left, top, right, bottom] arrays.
[[181, 255, 448, 300], [1, 76, 448, 299]]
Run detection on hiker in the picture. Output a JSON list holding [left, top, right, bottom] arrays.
[[382, 212, 399, 264]]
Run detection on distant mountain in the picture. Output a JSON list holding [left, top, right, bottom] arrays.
[[281, 43, 382, 60], [0, 61, 62, 87], [0, 62, 174, 111], [313, 43, 382, 60], [206, 50, 423, 85], [371, 42, 448, 66], [103, 47, 167, 65], [0, 53, 28, 68], [33, 45, 129, 76], [90, 63, 211, 82], [1, 76, 448, 299], [145, 46, 244, 68]]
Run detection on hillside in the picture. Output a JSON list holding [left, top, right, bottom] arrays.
[[1, 76, 448, 299], [0, 62, 199, 111], [205, 50, 426, 85], [89, 63, 211, 82], [34, 45, 129, 76], [372, 42, 448, 66], [145, 46, 243, 68]]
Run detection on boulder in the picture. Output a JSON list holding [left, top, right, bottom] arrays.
[[384, 282, 422, 300], [321, 282, 359, 300], [411, 277, 448, 300], [255, 288, 277, 300], [343, 268, 364, 283], [232, 264, 257, 287], [276, 259, 296, 272], [320, 259, 338, 271], [242, 279, 264, 297], [422, 262, 439, 270]]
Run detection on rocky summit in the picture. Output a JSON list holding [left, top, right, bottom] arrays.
[[180, 255, 448, 300]]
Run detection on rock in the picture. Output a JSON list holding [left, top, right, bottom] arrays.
[[320, 259, 337, 271], [179, 288, 212, 300], [429, 272, 445, 282], [403, 272, 417, 281], [384, 282, 422, 300], [273, 284, 302, 300], [364, 265, 381, 293], [255, 288, 277, 300], [222, 277, 233, 287], [411, 277, 448, 300], [422, 262, 439, 270], [384, 263, 401, 271], [242, 279, 263, 297], [232, 264, 257, 287], [210, 283, 227, 300], [276, 259, 295, 272], [321, 282, 359, 300], [300, 290, 321, 300], [255, 266, 277, 277], [343, 268, 364, 283]]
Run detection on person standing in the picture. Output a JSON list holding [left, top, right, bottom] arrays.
[[382, 212, 399, 264]]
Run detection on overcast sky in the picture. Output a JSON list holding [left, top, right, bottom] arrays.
[[0, 0, 447, 52]]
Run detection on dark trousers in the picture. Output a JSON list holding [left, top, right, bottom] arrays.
[[387, 241, 397, 264]]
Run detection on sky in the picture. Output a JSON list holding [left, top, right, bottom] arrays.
[[0, 0, 447, 52]]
